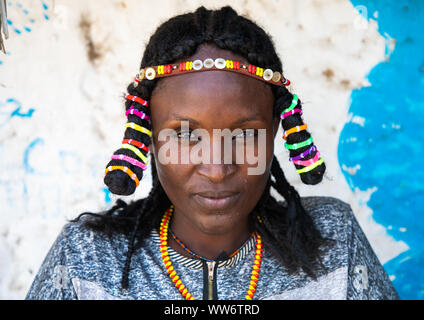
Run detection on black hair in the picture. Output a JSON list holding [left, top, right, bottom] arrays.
[[72, 6, 331, 290]]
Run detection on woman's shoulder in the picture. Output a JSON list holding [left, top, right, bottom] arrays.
[[59, 215, 130, 252], [302, 196, 356, 242], [278, 196, 356, 242]]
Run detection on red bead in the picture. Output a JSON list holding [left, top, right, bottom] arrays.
[[179, 62, 186, 71], [248, 64, 256, 74]]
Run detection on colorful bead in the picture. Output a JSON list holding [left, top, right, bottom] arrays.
[[263, 69, 273, 81], [215, 58, 226, 69], [121, 143, 149, 163], [203, 58, 214, 69], [125, 106, 151, 122], [293, 150, 321, 166], [157, 65, 165, 75], [283, 124, 308, 140], [272, 71, 281, 82], [170, 229, 255, 262], [111, 154, 147, 170], [124, 122, 152, 137], [125, 94, 149, 107], [281, 94, 299, 114], [296, 157, 324, 174], [138, 69, 145, 81], [284, 136, 313, 150], [135, 58, 291, 87], [192, 59, 203, 70], [226, 60, 233, 69], [289, 145, 317, 161], [280, 108, 303, 120], [122, 138, 149, 153], [145, 67, 156, 80], [255, 67, 264, 77], [159, 205, 262, 300], [248, 64, 256, 74], [105, 166, 140, 186]]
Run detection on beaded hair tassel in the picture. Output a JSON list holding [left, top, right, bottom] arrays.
[[280, 94, 325, 183], [104, 94, 151, 195]]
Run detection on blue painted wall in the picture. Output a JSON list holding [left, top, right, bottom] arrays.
[[342, 0, 424, 299]]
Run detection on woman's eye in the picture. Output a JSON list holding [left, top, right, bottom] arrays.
[[177, 131, 201, 142], [233, 129, 258, 140]]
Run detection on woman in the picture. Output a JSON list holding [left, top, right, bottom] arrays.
[[26, 6, 398, 300]]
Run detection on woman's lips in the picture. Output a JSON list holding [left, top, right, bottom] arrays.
[[193, 192, 240, 210]]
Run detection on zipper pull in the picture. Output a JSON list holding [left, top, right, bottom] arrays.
[[207, 261, 216, 300]]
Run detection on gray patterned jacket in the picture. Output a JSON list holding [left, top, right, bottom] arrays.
[[26, 196, 399, 300]]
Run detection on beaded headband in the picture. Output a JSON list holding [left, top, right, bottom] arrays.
[[133, 57, 291, 87]]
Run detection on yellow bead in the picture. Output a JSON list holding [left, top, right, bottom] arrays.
[[246, 295, 252, 300], [226, 60, 233, 69], [165, 261, 171, 268], [176, 280, 182, 286], [179, 284, 185, 291], [163, 256, 170, 262], [170, 270, 176, 277], [248, 290, 253, 296], [251, 275, 258, 281], [249, 285, 256, 292], [256, 67, 264, 76], [190, 296, 195, 300], [172, 275, 179, 283], [252, 270, 259, 276], [182, 288, 188, 295]]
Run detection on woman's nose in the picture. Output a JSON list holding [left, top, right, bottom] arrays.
[[196, 163, 237, 183], [195, 133, 237, 182]]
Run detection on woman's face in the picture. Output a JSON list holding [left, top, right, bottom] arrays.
[[150, 45, 279, 236]]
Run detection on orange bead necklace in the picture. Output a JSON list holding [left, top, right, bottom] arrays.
[[159, 204, 263, 300]]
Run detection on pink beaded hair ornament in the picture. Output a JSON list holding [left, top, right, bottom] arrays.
[[104, 57, 325, 195]]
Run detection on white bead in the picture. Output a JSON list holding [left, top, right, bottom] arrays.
[[192, 59, 203, 70], [203, 58, 214, 68], [272, 71, 281, 82], [138, 69, 145, 80], [145, 67, 156, 80], [215, 58, 226, 69], [263, 69, 273, 81]]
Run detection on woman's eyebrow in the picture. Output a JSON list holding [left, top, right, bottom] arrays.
[[168, 113, 266, 126], [169, 113, 201, 125], [232, 115, 266, 125]]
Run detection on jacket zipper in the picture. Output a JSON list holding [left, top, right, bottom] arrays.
[[207, 261, 216, 300]]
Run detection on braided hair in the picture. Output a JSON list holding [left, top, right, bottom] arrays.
[[72, 6, 331, 290]]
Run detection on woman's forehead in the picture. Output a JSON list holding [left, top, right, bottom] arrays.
[[150, 70, 274, 124]]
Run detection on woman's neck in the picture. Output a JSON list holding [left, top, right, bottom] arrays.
[[167, 210, 251, 261]]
